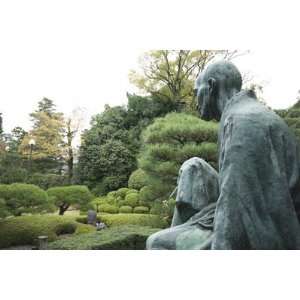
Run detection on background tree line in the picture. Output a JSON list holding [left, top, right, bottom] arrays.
[[1, 49, 299, 210]]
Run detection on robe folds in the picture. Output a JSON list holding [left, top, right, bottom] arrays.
[[212, 90, 300, 249]]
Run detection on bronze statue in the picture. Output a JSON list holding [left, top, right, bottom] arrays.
[[147, 61, 300, 250]]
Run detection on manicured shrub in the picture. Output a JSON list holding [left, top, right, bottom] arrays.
[[47, 185, 93, 215], [100, 213, 168, 228], [119, 206, 133, 213], [55, 223, 77, 235], [115, 188, 130, 199], [0, 215, 94, 249], [126, 188, 138, 195], [91, 197, 108, 212], [128, 169, 149, 190], [123, 192, 139, 208], [49, 225, 161, 250], [133, 206, 149, 214], [139, 112, 219, 201], [3, 183, 50, 216], [75, 213, 168, 229], [99, 204, 119, 214], [107, 191, 117, 199]]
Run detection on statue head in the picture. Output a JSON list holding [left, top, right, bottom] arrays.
[[176, 157, 219, 223], [195, 61, 242, 121]]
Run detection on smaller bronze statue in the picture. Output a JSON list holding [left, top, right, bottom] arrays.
[[146, 157, 218, 250]]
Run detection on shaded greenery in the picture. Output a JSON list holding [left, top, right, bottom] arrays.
[[48, 225, 161, 250], [0, 215, 94, 249]]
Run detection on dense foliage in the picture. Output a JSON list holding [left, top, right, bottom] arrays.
[[0, 183, 52, 216], [138, 112, 219, 201], [76, 94, 175, 193]]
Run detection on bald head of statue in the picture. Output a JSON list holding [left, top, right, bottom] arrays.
[[195, 61, 242, 121]]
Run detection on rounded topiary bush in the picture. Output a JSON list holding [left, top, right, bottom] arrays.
[[115, 188, 130, 199], [126, 189, 138, 195], [133, 206, 149, 214], [119, 206, 133, 213], [139, 186, 158, 203], [55, 223, 77, 236], [128, 169, 149, 190], [99, 204, 119, 214], [123, 193, 139, 208], [2, 183, 50, 216]]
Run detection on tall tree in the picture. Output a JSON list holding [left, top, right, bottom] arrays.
[[129, 50, 243, 111], [19, 98, 65, 173]]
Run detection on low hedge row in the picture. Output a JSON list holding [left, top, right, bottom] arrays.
[[49, 225, 161, 250], [76, 213, 168, 229], [0, 215, 94, 249]]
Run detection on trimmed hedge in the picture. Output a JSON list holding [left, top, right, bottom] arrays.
[[133, 206, 149, 214], [49, 225, 161, 250], [76, 213, 168, 229], [99, 204, 119, 214], [0, 215, 94, 249], [119, 206, 133, 213]]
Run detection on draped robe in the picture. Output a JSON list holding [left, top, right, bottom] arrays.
[[212, 90, 300, 249]]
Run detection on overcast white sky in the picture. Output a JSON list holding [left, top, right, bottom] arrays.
[[0, 1, 300, 134]]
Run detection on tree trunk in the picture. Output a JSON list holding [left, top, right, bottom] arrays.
[[59, 204, 69, 215]]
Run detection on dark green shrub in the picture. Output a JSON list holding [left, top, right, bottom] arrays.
[[99, 204, 119, 214], [123, 192, 139, 208], [0, 215, 94, 249], [4, 183, 50, 216], [55, 223, 77, 235], [47, 185, 93, 215], [49, 225, 161, 250], [133, 206, 149, 214], [119, 206, 133, 213], [139, 112, 218, 201], [128, 169, 149, 190], [139, 186, 158, 203]]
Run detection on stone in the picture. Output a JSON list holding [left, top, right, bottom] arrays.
[[87, 210, 97, 225]]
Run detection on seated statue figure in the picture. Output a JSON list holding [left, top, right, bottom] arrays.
[[146, 157, 219, 250], [148, 60, 300, 250]]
